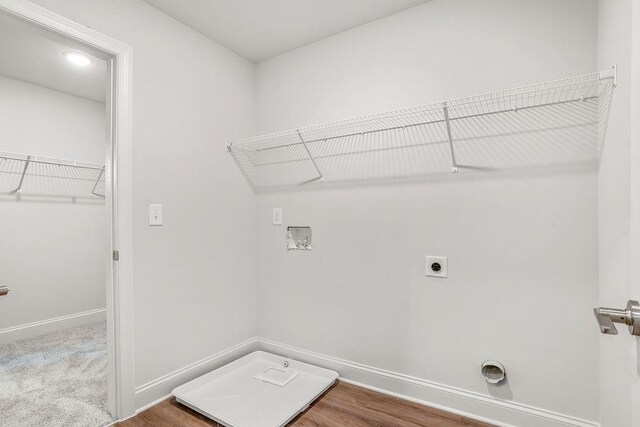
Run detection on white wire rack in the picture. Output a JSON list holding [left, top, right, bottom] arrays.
[[0, 151, 106, 199], [228, 68, 616, 191]]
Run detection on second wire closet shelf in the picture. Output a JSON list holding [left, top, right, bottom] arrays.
[[0, 152, 106, 199], [227, 68, 616, 192]]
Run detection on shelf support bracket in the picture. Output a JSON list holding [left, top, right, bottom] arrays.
[[600, 64, 617, 87], [226, 142, 257, 192], [91, 166, 106, 198], [442, 104, 459, 173], [297, 129, 325, 183], [10, 155, 31, 194]]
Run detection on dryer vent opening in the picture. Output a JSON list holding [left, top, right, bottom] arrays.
[[481, 360, 506, 384]]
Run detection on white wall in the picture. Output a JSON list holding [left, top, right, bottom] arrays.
[[255, 0, 599, 423], [10, 1, 622, 424], [27, 0, 259, 389], [597, 1, 633, 426], [0, 75, 107, 338]]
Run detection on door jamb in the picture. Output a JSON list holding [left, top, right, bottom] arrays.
[[630, 2, 640, 425]]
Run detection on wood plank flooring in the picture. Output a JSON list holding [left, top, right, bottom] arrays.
[[118, 381, 493, 427]]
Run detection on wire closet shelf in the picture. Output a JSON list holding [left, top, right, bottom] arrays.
[[0, 152, 106, 199], [227, 68, 616, 192]]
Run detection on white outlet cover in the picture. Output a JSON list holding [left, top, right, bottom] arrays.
[[273, 208, 282, 225], [426, 256, 448, 278]]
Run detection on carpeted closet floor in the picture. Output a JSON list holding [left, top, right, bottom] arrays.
[[0, 321, 113, 427]]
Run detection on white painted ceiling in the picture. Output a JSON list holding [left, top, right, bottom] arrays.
[[143, 0, 431, 62], [0, 12, 107, 102]]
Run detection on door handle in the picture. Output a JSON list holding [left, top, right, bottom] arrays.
[[0, 286, 8, 297], [594, 300, 640, 336]]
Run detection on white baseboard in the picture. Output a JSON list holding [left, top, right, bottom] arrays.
[[134, 337, 259, 412], [257, 338, 598, 427], [0, 308, 106, 345], [133, 337, 598, 427]]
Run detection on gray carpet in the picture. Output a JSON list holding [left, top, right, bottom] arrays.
[[0, 321, 114, 427]]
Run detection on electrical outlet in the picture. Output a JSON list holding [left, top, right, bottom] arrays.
[[273, 208, 282, 225], [426, 256, 448, 278]]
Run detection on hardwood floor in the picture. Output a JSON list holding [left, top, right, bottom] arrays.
[[118, 381, 493, 427]]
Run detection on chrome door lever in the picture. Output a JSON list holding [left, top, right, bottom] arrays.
[[594, 300, 640, 336]]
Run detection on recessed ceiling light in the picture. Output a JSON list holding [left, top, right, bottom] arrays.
[[64, 51, 93, 66]]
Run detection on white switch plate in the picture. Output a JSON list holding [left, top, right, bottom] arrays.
[[273, 208, 282, 225], [149, 204, 163, 226], [426, 256, 448, 278]]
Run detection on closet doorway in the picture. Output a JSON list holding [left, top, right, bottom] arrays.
[[0, 1, 134, 423]]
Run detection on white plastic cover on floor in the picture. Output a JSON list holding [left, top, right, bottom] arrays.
[[172, 351, 339, 427]]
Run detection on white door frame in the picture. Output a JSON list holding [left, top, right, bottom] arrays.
[[0, 0, 136, 419], [631, 2, 640, 425]]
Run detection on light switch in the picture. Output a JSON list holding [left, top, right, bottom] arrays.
[[273, 208, 282, 225], [426, 256, 448, 278], [149, 204, 163, 226]]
